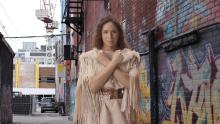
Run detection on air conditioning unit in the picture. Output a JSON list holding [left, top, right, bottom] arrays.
[[64, 45, 72, 60], [64, 45, 78, 60]]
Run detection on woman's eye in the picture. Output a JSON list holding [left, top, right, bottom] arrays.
[[112, 30, 118, 34]]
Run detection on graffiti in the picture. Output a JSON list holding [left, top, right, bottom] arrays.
[[138, 63, 151, 124], [194, 4, 209, 17], [156, 0, 210, 38], [138, 28, 148, 53], [124, 20, 133, 45], [164, 19, 175, 38], [162, 43, 220, 124], [156, 0, 173, 22]]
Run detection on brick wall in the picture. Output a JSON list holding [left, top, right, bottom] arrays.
[[154, 0, 220, 123], [156, 0, 220, 40], [83, 1, 108, 50], [159, 24, 220, 124]]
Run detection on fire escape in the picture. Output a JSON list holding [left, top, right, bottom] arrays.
[[62, 0, 84, 61]]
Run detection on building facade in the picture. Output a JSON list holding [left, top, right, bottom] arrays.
[[13, 41, 56, 97]]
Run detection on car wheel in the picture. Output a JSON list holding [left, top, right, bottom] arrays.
[[41, 110, 44, 113]]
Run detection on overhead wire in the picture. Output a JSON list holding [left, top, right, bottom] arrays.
[[0, 1, 20, 35], [0, 19, 8, 35], [4, 33, 67, 39]]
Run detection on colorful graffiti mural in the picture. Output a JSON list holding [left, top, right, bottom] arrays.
[[156, 0, 211, 38], [155, 1, 220, 122], [161, 41, 220, 123]]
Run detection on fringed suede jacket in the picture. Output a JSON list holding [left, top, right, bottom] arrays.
[[73, 48, 141, 124]]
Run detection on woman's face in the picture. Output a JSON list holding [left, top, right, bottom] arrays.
[[101, 22, 119, 50]]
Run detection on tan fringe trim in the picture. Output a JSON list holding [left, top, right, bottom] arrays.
[[73, 52, 101, 124]]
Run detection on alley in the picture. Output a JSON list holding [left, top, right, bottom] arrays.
[[1, 0, 220, 124]]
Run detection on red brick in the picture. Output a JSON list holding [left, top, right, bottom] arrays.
[[215, 17, 220, 22], [216, 10, 220, 18], [207, 1, 215, 8], [212, 5, 220, 13], [207, 14, 215, 21], [214, 0, 220, 6]]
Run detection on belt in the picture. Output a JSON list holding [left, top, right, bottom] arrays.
[[101, 88, 124, 99]]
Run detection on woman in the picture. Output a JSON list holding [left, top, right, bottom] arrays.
[[73, 16, 141, 124]]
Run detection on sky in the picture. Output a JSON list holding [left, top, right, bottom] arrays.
[[0, 0, 61, 52]]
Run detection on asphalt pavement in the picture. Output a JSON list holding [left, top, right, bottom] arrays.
[[13, 112, 72, 124]]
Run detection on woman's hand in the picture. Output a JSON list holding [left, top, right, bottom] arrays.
[[97, 52, 110, 66], [97, 50, 123, 66], [90, 50, 129, 93], [111, 50, 123, 65], [90, 51, 119, 93]]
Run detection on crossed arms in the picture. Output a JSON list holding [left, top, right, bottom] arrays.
[[89, 50, 130, 93]]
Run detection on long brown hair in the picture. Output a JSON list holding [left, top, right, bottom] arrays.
[[92, 16, 129, 50]]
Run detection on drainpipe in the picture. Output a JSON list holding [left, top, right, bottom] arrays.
[[142, 28, 159, 124]]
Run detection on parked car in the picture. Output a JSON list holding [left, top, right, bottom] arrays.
[[41, 97, 58, 113]]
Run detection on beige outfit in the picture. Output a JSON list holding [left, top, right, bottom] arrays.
[[73, 48, 141, 124]]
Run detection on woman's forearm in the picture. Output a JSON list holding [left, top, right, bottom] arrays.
[[91, 51, 126, 92], [89, 62, 118, 93], [113, 68, 129, 88], [98, 57, 130, 88], [97, 54, 130, 88]]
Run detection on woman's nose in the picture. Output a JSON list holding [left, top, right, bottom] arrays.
[[108, 32, 114, 38]]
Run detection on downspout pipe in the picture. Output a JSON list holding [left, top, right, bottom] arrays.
[[142, 29, 159, 124], [149, 30, 159, 124]]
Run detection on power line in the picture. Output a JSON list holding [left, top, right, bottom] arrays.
[[0, 19, 8, 35], [0, 1, 20, 34], [4, 33, 67, 39]]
